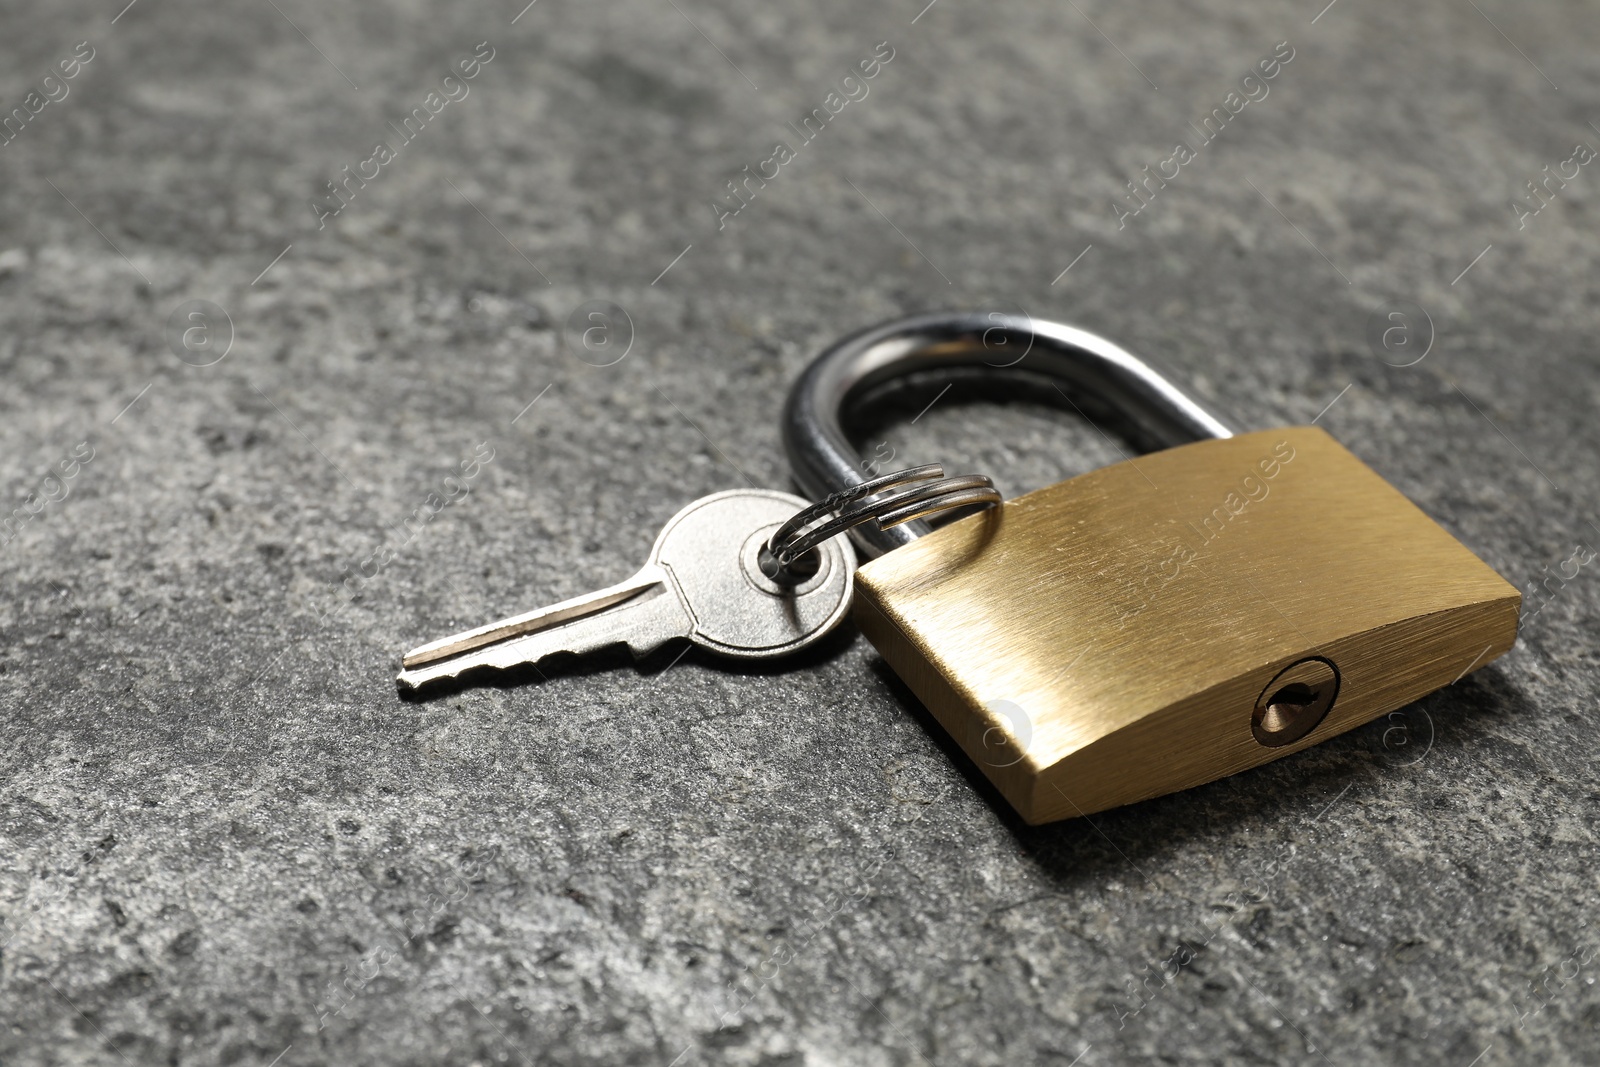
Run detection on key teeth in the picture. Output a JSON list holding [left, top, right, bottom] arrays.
[[394, 633, 670, 692], [395, 661, 461, 691], [396, 658, 529, 692], [395, 653, 541, 691], [395, 647, 524, 691]]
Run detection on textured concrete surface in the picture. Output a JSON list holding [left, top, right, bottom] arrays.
[[2, 0, 1598, 1063]]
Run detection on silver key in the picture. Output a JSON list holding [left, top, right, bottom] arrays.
[[396, 489, 856, 689]]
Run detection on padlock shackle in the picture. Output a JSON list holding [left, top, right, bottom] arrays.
[[782, 311, 1237, 557]]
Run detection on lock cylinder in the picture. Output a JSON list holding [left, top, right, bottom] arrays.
[[1252, 657, 1339, 747]]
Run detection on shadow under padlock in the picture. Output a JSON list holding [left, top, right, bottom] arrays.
[[781, 311, 1521, 825]]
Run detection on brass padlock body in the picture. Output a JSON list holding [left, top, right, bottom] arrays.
[[854, 427, 1519, 824]]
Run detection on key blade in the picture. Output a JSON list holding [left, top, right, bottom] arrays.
[[396, 566, 691, 689], [402, 571, 661, 669]]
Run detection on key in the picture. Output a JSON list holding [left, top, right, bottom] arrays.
[[397, 488, 856, 689]]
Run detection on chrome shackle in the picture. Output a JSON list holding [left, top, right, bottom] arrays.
[[780, 311, 1237, 557]]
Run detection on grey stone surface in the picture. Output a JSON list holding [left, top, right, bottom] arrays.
[[2, 0, 1598, 1063]]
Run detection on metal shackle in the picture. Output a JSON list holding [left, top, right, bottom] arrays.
[[781, 310, 1237, 558]]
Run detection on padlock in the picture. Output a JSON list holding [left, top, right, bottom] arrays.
[[778, 311, 1520, 824]]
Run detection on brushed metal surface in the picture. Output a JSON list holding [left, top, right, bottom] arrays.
[[854, 427, 1520, 824]]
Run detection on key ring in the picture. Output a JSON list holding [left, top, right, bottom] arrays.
[[760, 463, 1000, 584]]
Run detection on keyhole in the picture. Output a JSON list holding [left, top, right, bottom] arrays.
[[1252, 658, 1339, 747]]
